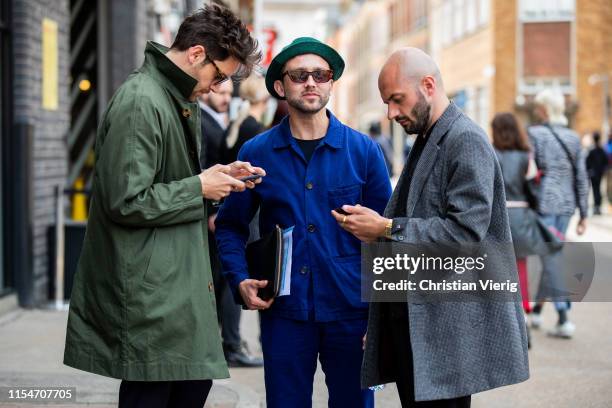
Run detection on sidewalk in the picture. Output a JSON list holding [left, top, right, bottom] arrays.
[[0, 214, 611, 407], [0, 308, 260, 408]]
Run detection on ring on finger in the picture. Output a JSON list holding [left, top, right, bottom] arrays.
[[342, 215, 347, 224]]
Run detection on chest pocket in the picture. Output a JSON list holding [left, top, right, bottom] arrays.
[[328, 184, 362, 256], [327, 184, 362, 210]]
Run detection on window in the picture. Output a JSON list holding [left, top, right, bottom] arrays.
[[476, 86, 490, 132], [522, 22, 571, 79], [452, 0, 465, 40], [478, 0, 490, 26], [442, 0, 453, 45], [466, 0, 477, 33]]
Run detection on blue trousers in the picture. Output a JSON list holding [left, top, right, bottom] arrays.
[[536, 214, 572, 312], [260, 314, 374, 408]]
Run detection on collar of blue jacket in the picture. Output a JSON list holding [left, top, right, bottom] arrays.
[[271, 110, 344, 150]]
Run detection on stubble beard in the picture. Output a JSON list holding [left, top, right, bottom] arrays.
[[286, 92, 330, 115], [402, 91, 431, 135]]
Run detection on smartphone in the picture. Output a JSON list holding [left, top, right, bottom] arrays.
[[334, 207, 350, 215], [239, 174, 263, 182]]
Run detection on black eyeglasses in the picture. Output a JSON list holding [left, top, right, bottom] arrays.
[[282, 69, 334, 84], [206, 58, 230, 86]]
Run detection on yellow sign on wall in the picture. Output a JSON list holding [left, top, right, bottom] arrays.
[[42, 18, 58, 110]]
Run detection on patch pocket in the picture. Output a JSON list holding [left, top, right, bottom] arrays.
[[327, 184, 362, 210], [332, 254, 364, 307]]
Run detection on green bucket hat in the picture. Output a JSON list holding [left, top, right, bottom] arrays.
[[265, 37, 345, 100]]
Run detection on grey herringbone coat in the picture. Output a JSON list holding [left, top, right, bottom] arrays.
[[361, 103, 529, 400]]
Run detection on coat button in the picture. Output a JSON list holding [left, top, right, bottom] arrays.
[[300, 266, 309, 275], [182, 108, 191, 118], [307, 224, 316, 233], [208, 281, 213, 292], [306, 182, 313, 190]]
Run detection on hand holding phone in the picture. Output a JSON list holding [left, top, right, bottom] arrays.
[[239, 174, 263, 182], [334, 206, 350, 215]]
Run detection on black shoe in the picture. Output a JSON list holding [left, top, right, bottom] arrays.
[[594, 207, 602, 215], [223, 344, 264, 368]]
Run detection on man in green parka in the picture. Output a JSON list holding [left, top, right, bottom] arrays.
[[63, 5, 263, 407]]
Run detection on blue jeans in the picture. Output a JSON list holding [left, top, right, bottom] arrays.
[[535, 214, 571, 312], [260, 314, 373, 408]]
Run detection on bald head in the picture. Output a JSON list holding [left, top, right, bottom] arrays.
[[378, 47, 449, 135], [379, 47, 443, 91]]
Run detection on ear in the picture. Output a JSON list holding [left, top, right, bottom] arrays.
[[187, 45, 206, 65], [274, 79, 286, 98], [421, 75, 436, 97]]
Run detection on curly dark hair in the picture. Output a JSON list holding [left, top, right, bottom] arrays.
[[171, 4, 261, 80], [491, 112, 531, 152]]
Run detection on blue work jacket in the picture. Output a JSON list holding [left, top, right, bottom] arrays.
[[215, 111, 392, 322]]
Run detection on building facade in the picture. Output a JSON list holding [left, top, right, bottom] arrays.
[[331, 0, 612, 171]]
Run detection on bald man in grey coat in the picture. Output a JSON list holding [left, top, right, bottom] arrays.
[[332, 48, 529, 407]]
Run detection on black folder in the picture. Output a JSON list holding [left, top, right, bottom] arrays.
[[246, 225, 284, 301]]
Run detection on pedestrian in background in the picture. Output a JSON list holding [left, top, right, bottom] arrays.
[[492, 112, 563, 348], [586, 131, 608, 215], [606, 135, 612, 207], [368, 121, 394, 177], [63, 5, 263, 408], [199, 80, 232, 169], [221, 73, 269, 164], [528, 88, 588, 339]]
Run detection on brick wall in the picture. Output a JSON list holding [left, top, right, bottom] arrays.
[[12, 0, 70, 305], [575, 0, 610, 135]]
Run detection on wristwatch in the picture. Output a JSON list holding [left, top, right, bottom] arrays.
[[384, 218, 393, 239]]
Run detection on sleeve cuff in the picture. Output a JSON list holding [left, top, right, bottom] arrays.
[[389, 218, 408, 242], [185, 174, 204, 199], [228, 273, 249, 306]]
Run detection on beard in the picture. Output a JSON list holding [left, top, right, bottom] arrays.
[[400, 91, 431, 135], [209, 100, 229, 113], [286, 91, 330, 115]]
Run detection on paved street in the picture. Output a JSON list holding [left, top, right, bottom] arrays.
[[1, 213, 611, 407]]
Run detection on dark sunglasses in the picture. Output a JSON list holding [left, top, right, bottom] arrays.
[[206, 58, 230, 86], [282, 69, 334, 84]]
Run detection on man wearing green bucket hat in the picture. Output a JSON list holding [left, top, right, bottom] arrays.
[[216, 37, 392, 407]]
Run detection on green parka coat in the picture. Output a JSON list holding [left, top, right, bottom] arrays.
[[63, 42, 229, 381]]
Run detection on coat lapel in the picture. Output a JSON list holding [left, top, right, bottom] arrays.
[[383, 146, 412, 217], [393, 102, 462, 218], [405, 142, 440, 217]]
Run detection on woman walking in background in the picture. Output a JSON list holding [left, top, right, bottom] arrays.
[[528, 89, 589, 339], [220, 73, 269, 164], [492, 112, 563, 347]]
